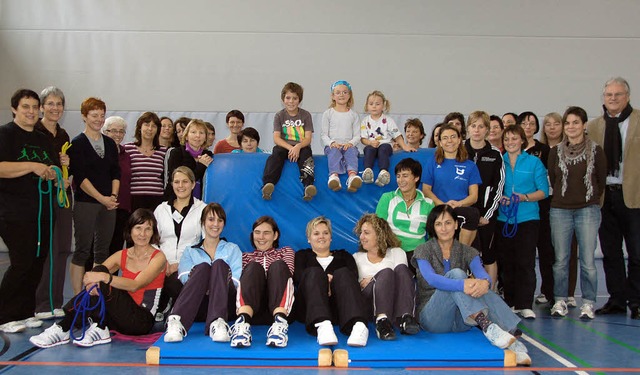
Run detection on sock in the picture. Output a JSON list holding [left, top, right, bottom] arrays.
[[237, 313, 251, 324], [375, 314, 388, 323], [509, 328, 522, 338], [474, 312, 492, 332], [274, 312, 287, 324]]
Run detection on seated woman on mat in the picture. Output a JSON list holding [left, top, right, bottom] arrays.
[[412, 205, 530, 365], [29, 208, 166, 348], [163, 203, 242, 343], [293, 216, 369, 347], [230, 216, 295, 348], [154, 166, 206, 316], [352, 214, 420, 341]]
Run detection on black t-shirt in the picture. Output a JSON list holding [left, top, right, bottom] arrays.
[[0, 122, 56, 221]]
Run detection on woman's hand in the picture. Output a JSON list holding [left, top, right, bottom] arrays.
[[99, 194, 118, 210], [166, 263, 178, 276], [288, 144, 301, 162], [463, 278, 489, 298], [327, 274, 333, 296], [478, 217, 490, 226], [59, 153, 70, 167], [445, 200, 462, 208], [198, 154, 213, 167], [83, 271, 108, 295], [360, 277, 372, 289]]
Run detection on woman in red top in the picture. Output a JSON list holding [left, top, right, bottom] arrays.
[[29, 209, 166, 348]]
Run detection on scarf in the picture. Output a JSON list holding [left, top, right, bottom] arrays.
[[603, 103, 633, 176], [557, 137, 597, 201], [185, 142, 203, 159]]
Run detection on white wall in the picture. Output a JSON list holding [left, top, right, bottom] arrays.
[[1, 0, 639, 150]]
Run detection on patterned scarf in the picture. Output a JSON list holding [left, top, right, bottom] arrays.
[[603, 103, 633, 176], [557, 137, 597, 201]]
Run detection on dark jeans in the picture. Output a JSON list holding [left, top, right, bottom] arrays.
[[363, 144, 393, 171], [537, 198, 555, 301], [361, 264, 416, 322], [495, 220, 539, 310], [599, 188, 640, 308], [0, 220, 49, 324], [108, 208, 131, 256], [294, 267, 367, 336], [171, 260, 236, 334], [238, 260, 294, 325], [263, 145, 314, 187]]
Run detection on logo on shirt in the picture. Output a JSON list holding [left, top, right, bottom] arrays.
[[17, 145, 54, 164], [454, 165, 468, 181]]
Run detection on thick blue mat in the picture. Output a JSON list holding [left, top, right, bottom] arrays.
[[150, 322, 506, 367]]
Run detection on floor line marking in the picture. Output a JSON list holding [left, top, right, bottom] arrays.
[[565, 317, 640, 354], [520, 333, 589, 375]]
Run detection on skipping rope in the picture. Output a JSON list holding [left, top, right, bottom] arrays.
[[70, 284, 106, 342], [499, 194, 520, 238]]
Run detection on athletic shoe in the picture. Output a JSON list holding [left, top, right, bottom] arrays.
[[346, 174, 363, 192], [24, 317, 43, 328], [164, 315, 187, 343], [314, 320, 338, 346], [550, 300, 568, 317], [328, 175, 341, 191], [375, 317, 396, 340], [0, 320, 27, 333], [34, 309, 66, 320], [303, 185, 317, 201], [508, 340, 531, 366], [230, 317, 252, 348], [375, 170, 391, 187], [362, 168, 374, 184], [535, 293, 548, 304], [519, 309, 536, 319], [29, 323, 70, 348], [347, 321, 369, 347], [262, 183, 275, 200], [483, 323, 516, 349], [209, 317, 230, 342], [73, 322, 111, 347], [399, 314, 420, 335], [567, 297, 577, 308], [579, 302, 595, 320], [266, 315, 288, 348]]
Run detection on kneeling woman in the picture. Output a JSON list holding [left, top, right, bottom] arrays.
[[412, 205, 530, 365], [294, 217, 369, 347], [30, 209, 166, 348], [353, 214, 419, 341], [163, 203, 242, 343], [231, 216, 295, 348]]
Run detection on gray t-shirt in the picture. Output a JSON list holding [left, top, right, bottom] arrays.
[[88, 135, 105, 158], [273, 108, 314, 146]]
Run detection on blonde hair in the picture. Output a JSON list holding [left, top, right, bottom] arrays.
[[540, 112, 562, 145], [329, 84, 354, 109], [306, 216, 332, 239], [466, 111, 490, 129], [354, 214, 401, 258], [181, 119, 208, 146], [363, 90, 391, 114]]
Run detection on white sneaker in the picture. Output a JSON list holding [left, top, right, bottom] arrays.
[[230, 317, 252, 348], [266, 315, 288, 348], [35, 309, 65, 320], [164, 315, 187, 343], [73, 322, 111, 347], [346, 175, 363, 192], [535, 294, 548, 304], [508, 340, 531, 366], [24, 317, 43, 328], [0, 320, 27, 333], [209, 317, 230, 342], [551, 300, 568, 317], [483, 323, 516, 349], [29, 323, 70, 348], [567, 297, 577, 308], [314, 320, 338, 346], [579, 302, 595, 319], [347, 321, 369, 347], [519, 309, 536, 319], [362, 168, 374, 184], [328, 175, 341, 191], [375, 170, 391, 187]]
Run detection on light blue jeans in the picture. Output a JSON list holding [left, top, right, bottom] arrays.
[[418, 269, 521, 333], [550, 205, 601, 303]]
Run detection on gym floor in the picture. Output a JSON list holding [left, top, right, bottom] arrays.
[[0, 253, 638, 375]]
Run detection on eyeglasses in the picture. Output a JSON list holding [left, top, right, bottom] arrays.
[[106, 129, 125, 135], [333, 90, 349, 96]]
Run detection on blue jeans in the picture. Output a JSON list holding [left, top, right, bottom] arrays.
[[418, 269, 520, 333], [324, 146, 358, 175], [550, 205, 601, 303]]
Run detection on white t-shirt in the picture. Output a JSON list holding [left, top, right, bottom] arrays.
[[352, 247, 407, 282]]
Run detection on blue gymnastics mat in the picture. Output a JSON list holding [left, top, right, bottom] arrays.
[[147, 321, 507, 368]]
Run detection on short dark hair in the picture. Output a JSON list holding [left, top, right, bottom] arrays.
[[134, 111, 161, 148], [503, 124, 528, 150], [426, 204, 457, 239], [124, 208, 160, 245], [11, 89, 40, 111], [394, 158, 422, 188], [281, 82, 304, 102], [404, 118, 426, 145], [250, 216, 280, 249], [489, 115, 504, 130], [562, 106, 588, 125], [201, 202, 227, 226], [516, 111, 540, 134], [237, 127, 260, 145], [226, 110, 245, 124], [444, 112, 466, 139]]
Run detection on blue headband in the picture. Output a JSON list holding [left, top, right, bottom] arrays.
[[331, 80, 351, 93]]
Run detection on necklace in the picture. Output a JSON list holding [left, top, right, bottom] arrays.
[[403, 191, 417, 205], [130, 246, 152, 259]]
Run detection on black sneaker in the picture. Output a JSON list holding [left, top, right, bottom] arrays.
[[375, 318, 396, 341], [399, 314, 420, 335]]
